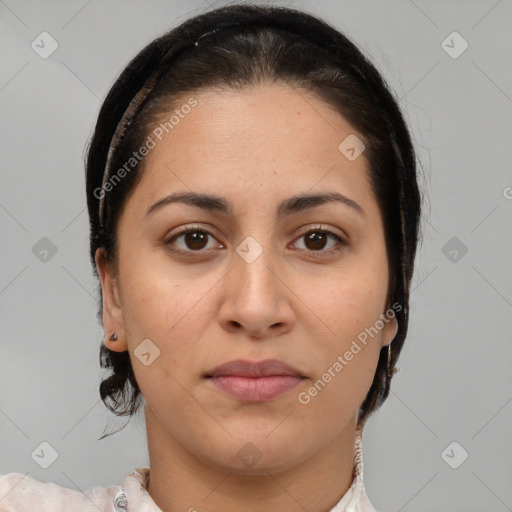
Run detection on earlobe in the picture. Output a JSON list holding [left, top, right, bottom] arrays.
[[381, 313, 399, 347], [94, 248, 128, 352]]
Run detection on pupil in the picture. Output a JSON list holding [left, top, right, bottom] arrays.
[[307, 232, 326, 250], [187, 231, 207, 250]]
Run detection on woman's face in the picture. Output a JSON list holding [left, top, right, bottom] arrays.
[[96, 83, 398, 474]]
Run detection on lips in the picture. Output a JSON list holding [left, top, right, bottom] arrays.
[[205, 359, 306, 402], [206, 358, 305, 378]]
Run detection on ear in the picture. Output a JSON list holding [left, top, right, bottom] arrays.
[[95, 248, 128, 352], [380, 311, 398, 348]]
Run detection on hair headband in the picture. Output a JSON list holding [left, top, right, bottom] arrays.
[[97, 24, 237, 228]]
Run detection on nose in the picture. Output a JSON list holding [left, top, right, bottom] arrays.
[[217, 239, 295, 339]]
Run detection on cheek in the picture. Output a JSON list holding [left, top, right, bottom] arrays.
[[119, 260, 223, 394], [292, 259, 387, 393], [296, 276, 384, 423], [295, 257, 388, 339], [120, 258, 214, 340]]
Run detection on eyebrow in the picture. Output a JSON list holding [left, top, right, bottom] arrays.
[[145, 191, 366, 219]]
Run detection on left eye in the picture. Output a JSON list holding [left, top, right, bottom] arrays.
[[163, 225, 345, 256], [293, 228, 345, 254]]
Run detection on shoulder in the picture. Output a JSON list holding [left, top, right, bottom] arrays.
[[0, 472, 122, 512]]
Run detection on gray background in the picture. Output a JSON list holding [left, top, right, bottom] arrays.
[[1, 0, 511, 511]]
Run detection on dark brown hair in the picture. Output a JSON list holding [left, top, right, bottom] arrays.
[[85, 3, 422, 438]]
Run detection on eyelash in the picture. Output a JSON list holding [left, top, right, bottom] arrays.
[[163, 224, 346, 258]]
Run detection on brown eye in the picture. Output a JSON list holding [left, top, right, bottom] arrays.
[[164, 226, 221, 254], [304, 231, 329, 250], [293, 226, 346, 256], [181, 230, 209, 250]]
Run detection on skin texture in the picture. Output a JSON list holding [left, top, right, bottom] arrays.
[[95, 83, 398, 512]]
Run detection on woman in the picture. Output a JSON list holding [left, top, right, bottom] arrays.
[[0, 3, 422, 511]]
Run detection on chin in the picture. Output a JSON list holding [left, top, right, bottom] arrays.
[[194, 427, 315, 476]]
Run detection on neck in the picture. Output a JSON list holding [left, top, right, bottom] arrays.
[[144, 406, 358, 512]]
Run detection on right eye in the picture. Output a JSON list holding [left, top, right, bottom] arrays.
[[163, 225, 224, 256]]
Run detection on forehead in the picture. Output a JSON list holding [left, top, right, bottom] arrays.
[[125, 83, 377, 219]]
